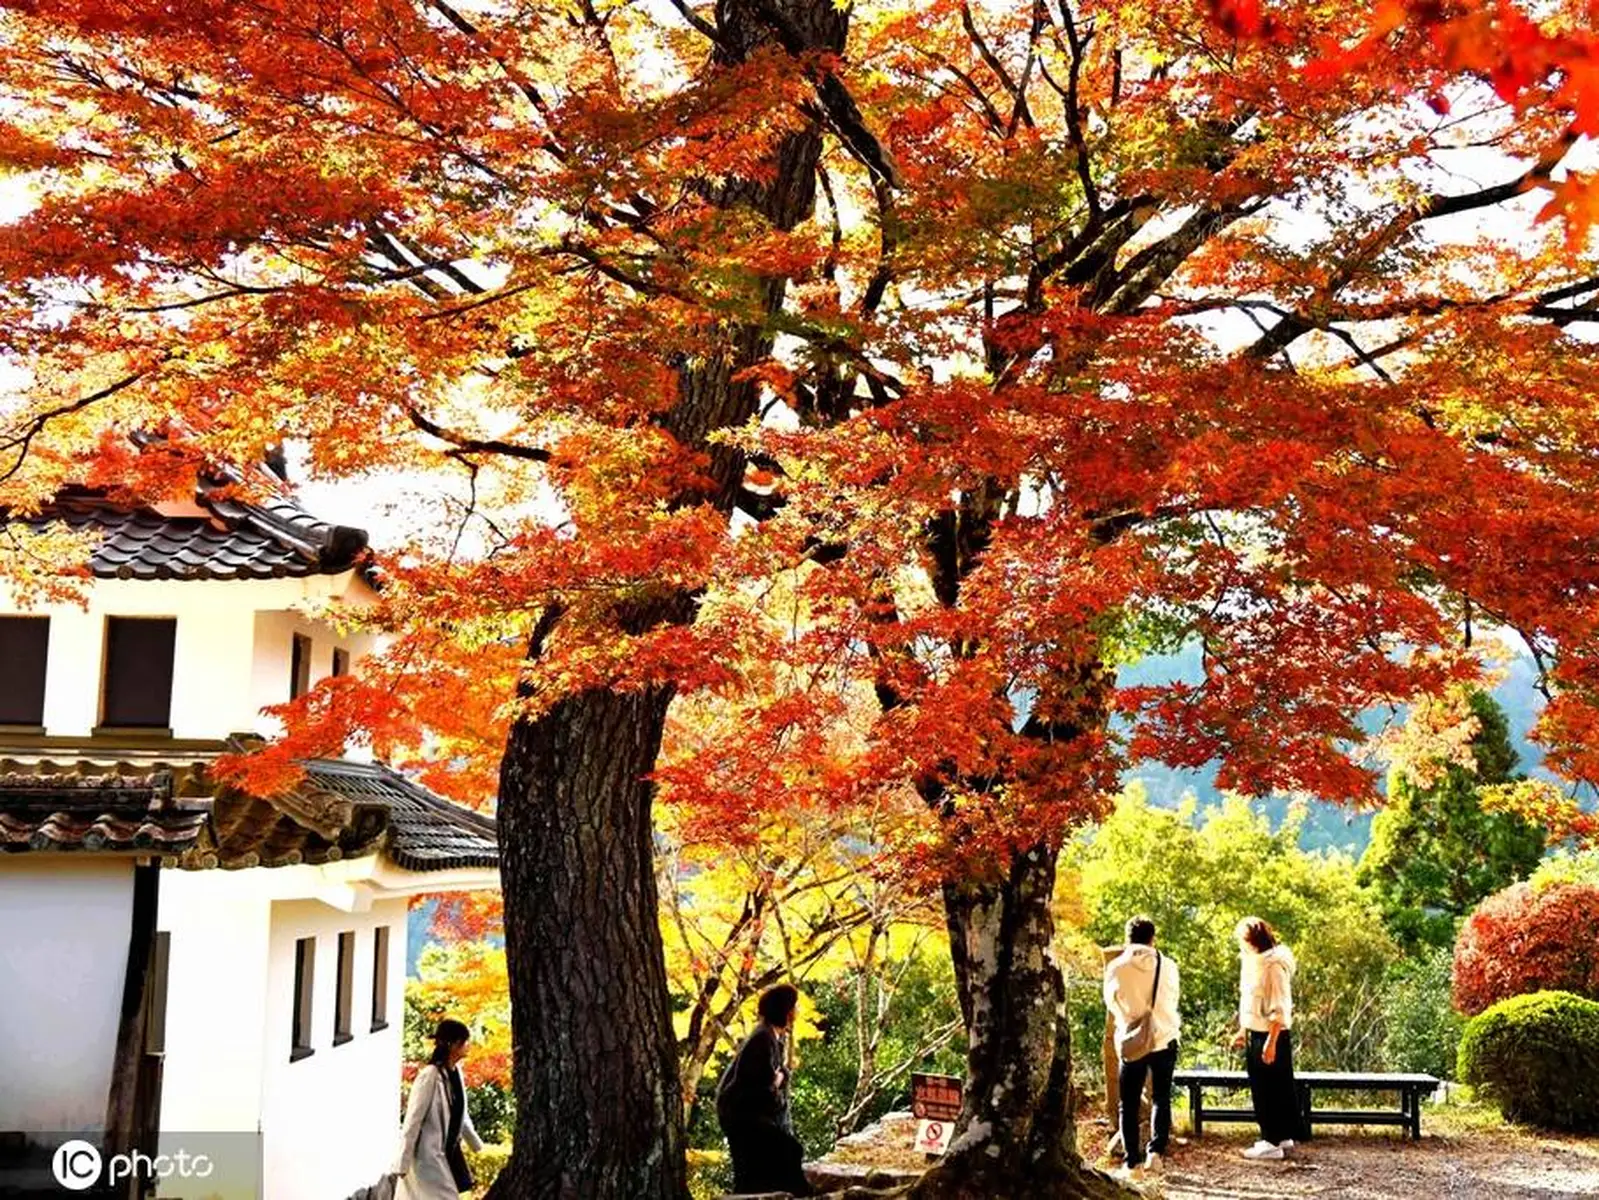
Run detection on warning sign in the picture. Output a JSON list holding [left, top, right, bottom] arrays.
[[911, 1073, 962, 1122], [915, 1118, 952, 1155]]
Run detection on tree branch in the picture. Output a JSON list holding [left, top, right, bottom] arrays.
[[404, 404, 551, 462]]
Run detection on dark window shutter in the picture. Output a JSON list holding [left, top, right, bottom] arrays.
[[291, 937, 316, 1060], [102, 617, 176, 729], [0, 617, 49, 726], [290, 634, 312, 699], [371, 926, 391, 1030], [334, 931, 355, 1044]]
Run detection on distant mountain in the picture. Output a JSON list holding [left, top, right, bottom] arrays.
[[1116, 643, 1551, 855]]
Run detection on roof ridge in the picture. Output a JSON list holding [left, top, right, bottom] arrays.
[[196, 473, 369, 570]]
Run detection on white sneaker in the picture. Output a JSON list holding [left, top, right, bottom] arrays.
[[1242, 1140, 1285, 1160], [1278, 1139, 1296, 1154], [1113, 1163, 1146, 1184], [1145, 1152, 1164, 1173]]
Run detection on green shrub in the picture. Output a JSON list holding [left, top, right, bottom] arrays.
[[1457, 991, 1599, 1131], [464, 1142, 512, 1195], [467, 1081, 516, 1144], [1380, 945, 1464, 1079]]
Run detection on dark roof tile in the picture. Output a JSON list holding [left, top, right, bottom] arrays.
[[3, 480, 370, 582], [0, 769, 208, 854], [0, 749, 496, 875]]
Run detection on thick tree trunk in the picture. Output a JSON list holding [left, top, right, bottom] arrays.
[[488, 5, 851, 1197], [490, 684, 684, 1200], [909, 846, 1123, 1200]]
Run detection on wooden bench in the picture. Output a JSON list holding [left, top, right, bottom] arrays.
[[1172, 1069, 1440, 1141]]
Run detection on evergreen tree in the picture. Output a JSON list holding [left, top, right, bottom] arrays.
[[1359, 692, 1545, 952]]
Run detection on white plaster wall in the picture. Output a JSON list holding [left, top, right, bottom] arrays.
[[248, 613, 374, 737], [0, 857, 134, 1135], [154, 871, 272, 1200], [156, 870, 272, 1135], [259, 897, 408, 1200], [0, 574, 376, 741]]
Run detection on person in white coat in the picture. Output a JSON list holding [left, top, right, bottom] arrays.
[[1232, 916, 1302, 1160], [1104, 915, 1181, 1182], [394, 1019, 484, 1199]]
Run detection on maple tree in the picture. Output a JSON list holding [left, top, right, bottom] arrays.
[[6, 0, 1599, 1197], [406, 935, 514, 1095]]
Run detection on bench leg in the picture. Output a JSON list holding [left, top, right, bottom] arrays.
[[1189, 1084, 1203, 1138], [1409, 1088, 1422, 1140], [1297, 1084, 1313, 1142]]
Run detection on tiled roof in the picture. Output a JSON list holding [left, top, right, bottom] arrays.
[[10, 487, 369, 581], [300, 759, 500, 872], [0, 768, 210, 854], [0, 741, 498, 874]]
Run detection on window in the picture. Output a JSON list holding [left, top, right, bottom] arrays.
[[331, 647, 350, 678], [291, 937, 315, 1061], [334, 931, 355, 1045], [101, 617, 177, 729], [0, 617, 49, 727], [290, 634, 313, 700], [371, 926, 390, 1031]]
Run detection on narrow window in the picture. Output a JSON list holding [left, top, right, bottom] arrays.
[[145, 932, 172, 1055], [101, 617, 176, 729], [334, 931, 355, 1045], [0, 616, 49, 727], [291, 937, 315, 1061], [332, 647, 350, 678], [371, 926, 390, 1031], [290, 633, 313, 700]]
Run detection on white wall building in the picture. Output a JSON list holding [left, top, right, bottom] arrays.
[[0, 475, 499, 1200]]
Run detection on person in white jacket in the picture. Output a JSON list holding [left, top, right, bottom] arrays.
[[1232, 917, 1301, 1160], [1104, 916, 1181, 1180], [393, 1019, 484, 1199]]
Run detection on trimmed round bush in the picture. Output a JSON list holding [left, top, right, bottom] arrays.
[[1457, 990, 1599, 1131], [1452, 881, 1599, 1017]]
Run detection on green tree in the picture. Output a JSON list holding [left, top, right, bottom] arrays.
[[1359, 691, 1545, 952], [1060, 787, 1400, 1076], [1379, 945, 1464, 1079]]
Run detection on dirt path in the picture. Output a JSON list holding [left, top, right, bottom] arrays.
[[1093, 1124, 1599, 1200], [809, 1108, 1599, 1199]]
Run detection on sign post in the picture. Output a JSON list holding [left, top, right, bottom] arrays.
[[910, 1073, 963, 1156]]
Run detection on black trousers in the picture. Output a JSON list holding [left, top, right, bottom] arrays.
[[1245, 1028, 1302, 1144], [722, 1119, 813, 1196], [1118, 1040, 1177, 1166]]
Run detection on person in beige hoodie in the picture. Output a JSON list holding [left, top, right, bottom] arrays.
[[1232, 916, 1302, 1160], [1104, 916, 1181, 1180]]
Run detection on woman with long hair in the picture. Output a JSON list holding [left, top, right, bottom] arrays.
[[393, 1018, 483, 1198], [1232, 917, 1302, 1160]]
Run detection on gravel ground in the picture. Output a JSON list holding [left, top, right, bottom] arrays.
[[810, 1108, 1599, 1198], [1083, 1116, 1599, 1199]]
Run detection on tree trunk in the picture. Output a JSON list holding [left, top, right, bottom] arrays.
[[488, 5, 851, 1195], [909, 846, 1123, 1200], [490, 684, 685, 1200]]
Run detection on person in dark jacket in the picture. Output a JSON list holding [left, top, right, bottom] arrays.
[[716, 985, 813, 1196]]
